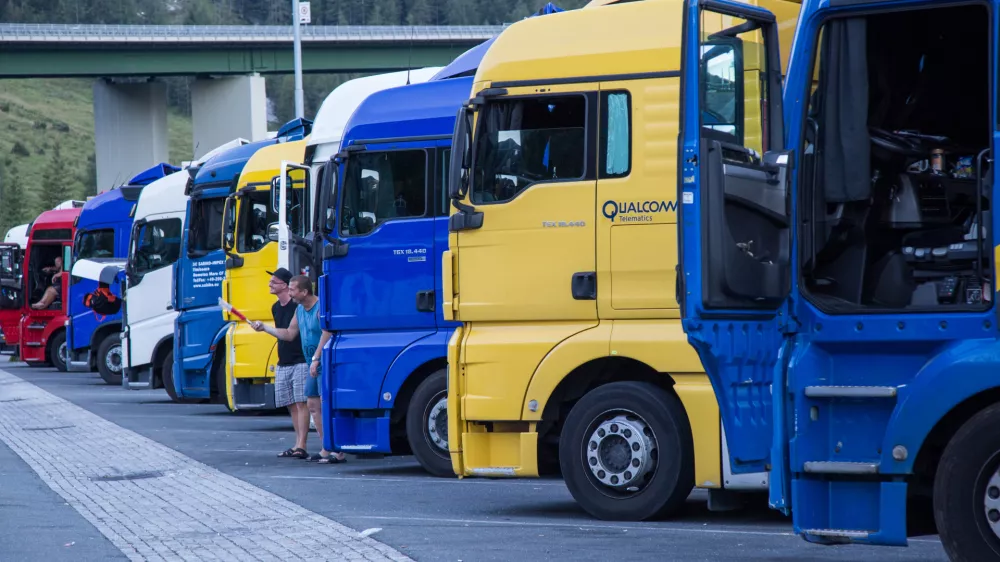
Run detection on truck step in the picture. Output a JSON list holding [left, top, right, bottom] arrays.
[[803, 386, 897, 398], [802, 461, 879, 474], [802, 528, 873, 542]]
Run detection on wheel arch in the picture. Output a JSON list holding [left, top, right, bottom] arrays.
[[89, 321, 122, 351], [536, 355, 721, 489], [150, 335, 174, 388]]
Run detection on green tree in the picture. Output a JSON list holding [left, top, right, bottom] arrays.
[[0, 161, 28, 235], [79, 152, 97, 199], [38, 142, 68, 211], [406, 0, 434, 25]]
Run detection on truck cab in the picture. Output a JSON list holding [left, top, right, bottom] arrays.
[[18, 207, 82, 370], [219, 138, 309, 410], [122, 139, 247, 399], [317, 75, 477, 476], [679, 0, 1000, 558], [171, 120, 310, 403], [67, 164, 179, 384], [444, 0, 800, 521], [0, 242, 24, 355]]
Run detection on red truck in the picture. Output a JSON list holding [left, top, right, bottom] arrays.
[[18, 208, 81, 370]]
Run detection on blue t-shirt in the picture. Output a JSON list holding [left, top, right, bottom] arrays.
[[296, 299, 322, 361]]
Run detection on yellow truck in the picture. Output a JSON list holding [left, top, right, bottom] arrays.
[[444, 0, 800, 520], [220, 139, 309, 411]]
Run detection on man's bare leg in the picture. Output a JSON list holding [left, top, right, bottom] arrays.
[[308, 397, 344, 461], [295, 401, 309, 451]]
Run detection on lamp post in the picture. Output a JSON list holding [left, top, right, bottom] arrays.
[[292, 0, 305, 119]]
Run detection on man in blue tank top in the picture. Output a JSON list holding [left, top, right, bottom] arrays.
[[252, 275, 345, 464]]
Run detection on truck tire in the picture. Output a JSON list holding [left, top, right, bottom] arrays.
[[96, 333, 123, 385], [405, 369, 453, 477], [49, 331, 67, 372], [934, 402, 1000, 561], [559, 381, 694, 521], [161, 351, 180, 403]]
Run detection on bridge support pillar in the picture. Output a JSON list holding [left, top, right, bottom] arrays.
[[191, 75, 268, 159], [93, 80, 169, 193]]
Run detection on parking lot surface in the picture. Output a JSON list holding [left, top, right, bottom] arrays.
[[0, 363, 949, 561]]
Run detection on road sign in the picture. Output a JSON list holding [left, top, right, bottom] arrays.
[[298, 2, 311, 24]]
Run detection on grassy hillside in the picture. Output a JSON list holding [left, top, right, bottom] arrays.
[[0, 78, 194, 230]]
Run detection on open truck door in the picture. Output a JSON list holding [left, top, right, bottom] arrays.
[[275, 161, 312, 276], [677, 0, 792, 497], [0, 243, 24, 354]]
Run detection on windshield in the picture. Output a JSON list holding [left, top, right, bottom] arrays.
[[188, 198, 226, 256], [75, 228, 115, 260], [471, 95, 586, 205], [340, 150, 427, 236], [132, 218, 182, 276]]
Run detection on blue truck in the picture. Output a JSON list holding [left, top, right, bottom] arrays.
[[67, 163, 179, 383], [171, 119, 311, 403], [679, 0, 997, 559], [316, 75, 477, 476]]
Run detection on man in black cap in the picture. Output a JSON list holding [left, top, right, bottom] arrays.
[[266, 267, 309, 459]]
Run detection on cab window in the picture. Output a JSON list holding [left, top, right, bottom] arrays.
[[600, 91, 631, 178], [701, 41, 744, 143], [238, 191, 273, 253], [340, 150, 427, 236], [133, 219, 182, 275], [188, 198, 225, 256], [76, 229, 115, 260], [471, 95, 587, 204]]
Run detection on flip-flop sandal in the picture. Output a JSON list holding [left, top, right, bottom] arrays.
[[317, 455, 347, 464], [306, 453, 324, 462], [278, 448, 307, 458]]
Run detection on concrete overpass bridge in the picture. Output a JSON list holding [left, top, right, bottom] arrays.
[[0, 23, 502, 188]]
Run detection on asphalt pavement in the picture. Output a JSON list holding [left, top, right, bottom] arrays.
[[0, 362, 951, 562]]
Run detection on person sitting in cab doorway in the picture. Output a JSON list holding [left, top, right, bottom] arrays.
[[31, 256, 63, 310], [252, 273, 346, 464]]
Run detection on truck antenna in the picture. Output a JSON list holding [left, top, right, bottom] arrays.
[[406, 28, 413, 85]]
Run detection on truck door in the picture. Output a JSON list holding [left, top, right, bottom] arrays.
[[677, 0, 792, 475], [173, 194, 227, 398], [324, 144, 437, 410], [176, 196, 227, 312], [0, 244, 22, 310], [447, 86, 599, 420], [276, 163, 313, 277]]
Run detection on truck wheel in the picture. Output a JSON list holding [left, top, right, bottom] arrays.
[[934, 403, 1000, 561], [96, 334, 123, 385], [49, 331, 67, 372], [559, 381, 694, 521], [161, 351, 181, 402], [405, 369, 453, 477]]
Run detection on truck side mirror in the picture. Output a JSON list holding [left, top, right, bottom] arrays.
[[267, 223, 279, 242], [62, 245, 72, 272], [222, 195, 237, 252], [324, 170, 338, 235], [448, 107, 472, 201]]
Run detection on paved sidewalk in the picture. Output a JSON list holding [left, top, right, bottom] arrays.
[[0, 368, 411, 562]]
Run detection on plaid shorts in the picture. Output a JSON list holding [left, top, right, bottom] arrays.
[[275, 363, 308, 408]]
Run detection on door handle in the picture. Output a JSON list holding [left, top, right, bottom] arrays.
[[416, 290, 435, 312], [571, 272, 597, 300]]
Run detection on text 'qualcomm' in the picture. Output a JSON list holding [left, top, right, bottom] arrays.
[[602, 200, 678, 223]]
